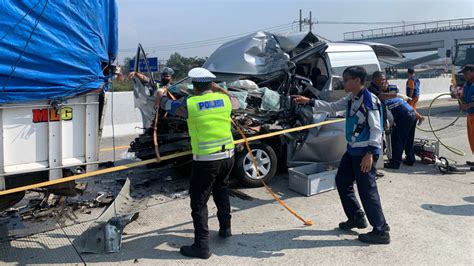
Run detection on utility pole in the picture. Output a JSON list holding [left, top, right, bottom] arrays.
[[299, 9, 302, 32], [296, 9, 314, 32]]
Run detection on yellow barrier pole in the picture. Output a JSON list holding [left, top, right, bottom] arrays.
[[0, 118, 345, 196]]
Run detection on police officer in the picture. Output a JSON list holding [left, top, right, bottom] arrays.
[[293, 66, 390, 244], [128, 66, 175, 89], [157, 68, 238, 259], [158, 67, 174, 87], [459, 64, 474, 171], [382, 80, 417, 169]]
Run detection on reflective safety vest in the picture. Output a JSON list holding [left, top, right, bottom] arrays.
[[406, 77, 420, 97], [186, 92, 234, 156], [463, 83, 474, 114], [156, 82, 172, 90], [345, 89, 383, 156]]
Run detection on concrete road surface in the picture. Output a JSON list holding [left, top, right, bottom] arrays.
[[0, 99, 472, 265]]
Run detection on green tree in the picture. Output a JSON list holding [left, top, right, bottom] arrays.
[[166, 52, 207, 80]]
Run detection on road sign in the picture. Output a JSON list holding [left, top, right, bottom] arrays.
[[129, 57, 158, 72]]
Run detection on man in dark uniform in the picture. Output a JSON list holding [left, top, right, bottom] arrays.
[[293, 66, 390, 244], [368, 71, 411, 101], [157, 68, 239, 259], [128, 66, 175, 88], [381, 80, 417, 169], [368, 71, 413, 166]]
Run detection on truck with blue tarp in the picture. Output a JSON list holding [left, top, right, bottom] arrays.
[[0, 0, 118, 210]]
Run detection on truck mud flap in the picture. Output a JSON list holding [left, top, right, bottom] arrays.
[[0, 192, 25, 212], [73, 178, 148, 254]]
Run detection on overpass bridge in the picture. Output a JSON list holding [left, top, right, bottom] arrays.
[[344, 18, 474, 66]]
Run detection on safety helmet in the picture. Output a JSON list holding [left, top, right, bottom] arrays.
[[161, 67, 175, 76]]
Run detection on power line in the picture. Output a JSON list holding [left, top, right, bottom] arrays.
[[119, 23, 295, 52], [120, 17, 436, 53], [151, 23, 294, 48], [147, 25, 296, 52], [119, 24, 294, 52], [152, 25, 294, 50]]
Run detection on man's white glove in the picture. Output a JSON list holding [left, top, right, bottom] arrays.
[[396, 93, 412, 101]]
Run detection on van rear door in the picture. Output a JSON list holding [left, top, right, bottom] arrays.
[[359, 42, 405, 64]]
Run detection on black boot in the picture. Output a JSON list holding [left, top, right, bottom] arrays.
[[339, 211, 368, 231], [218, 228, 232, 238], [358, 230, 390, 244], [218, 220, 232, 238], [384, 162, 400, 169], [180, 244, 211, 259]]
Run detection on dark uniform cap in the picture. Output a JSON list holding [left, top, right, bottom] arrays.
[[161, 67, 175, 75]]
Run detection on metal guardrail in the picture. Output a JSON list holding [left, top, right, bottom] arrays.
[[344, 18, 474, 41]]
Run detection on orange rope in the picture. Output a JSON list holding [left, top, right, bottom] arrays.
[[231, 120, 314, 226]]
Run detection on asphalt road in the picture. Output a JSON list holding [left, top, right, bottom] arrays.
[[0, 98, 472, 265]]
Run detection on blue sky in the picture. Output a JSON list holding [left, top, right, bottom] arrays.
[[117, 0, 474, 62]]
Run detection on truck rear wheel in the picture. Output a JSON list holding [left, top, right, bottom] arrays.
[[0, 191, 25, 212], [233, 142, 277, 187]]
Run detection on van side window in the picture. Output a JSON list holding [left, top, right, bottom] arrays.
[[331, 64, 379, 90], [331, 64, 379, 78]]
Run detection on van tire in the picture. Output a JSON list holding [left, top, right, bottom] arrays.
[[233, 142, 277, 187]]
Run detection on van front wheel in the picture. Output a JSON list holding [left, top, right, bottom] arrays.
[[233, 142, 277, 187]]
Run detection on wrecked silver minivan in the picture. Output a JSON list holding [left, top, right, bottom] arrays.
[[129, 32, 403, 187]]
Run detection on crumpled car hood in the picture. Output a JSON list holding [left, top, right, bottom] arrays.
[[274, 31, 320, 55], [203, 31, 291, 76]]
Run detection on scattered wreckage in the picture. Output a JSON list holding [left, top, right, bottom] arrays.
[[129, 31, 404, 187]]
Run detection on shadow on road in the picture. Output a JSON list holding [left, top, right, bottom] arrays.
[[78, 227, 363, 262], [421, 196, 474, 217]]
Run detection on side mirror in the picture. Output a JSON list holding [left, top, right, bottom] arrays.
[[446, 49, 451, 58]]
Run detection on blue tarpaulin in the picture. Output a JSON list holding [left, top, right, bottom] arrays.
[[0, 0, 118, 104]]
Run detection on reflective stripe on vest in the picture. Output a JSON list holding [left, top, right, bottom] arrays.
[[186, 92, 235, 156], [345, 90, 383, 146]]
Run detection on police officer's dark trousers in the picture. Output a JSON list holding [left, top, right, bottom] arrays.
[[189, 157, 234, 250], [390, 111, 417, 167], [336, 152, 390, 233]]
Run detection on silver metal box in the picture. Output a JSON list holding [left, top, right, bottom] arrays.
[[288, 163, 338, 197]]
